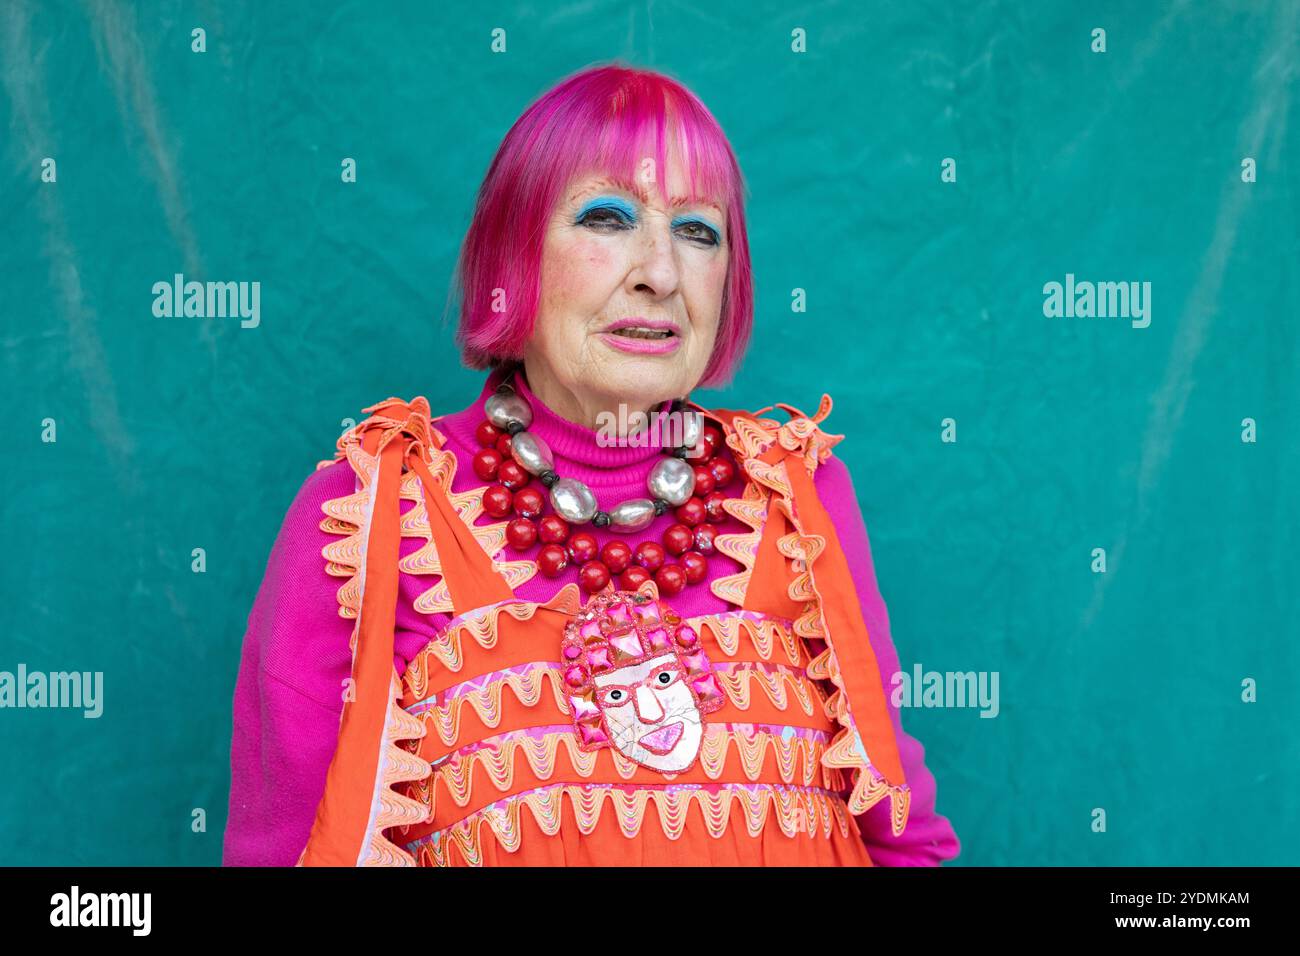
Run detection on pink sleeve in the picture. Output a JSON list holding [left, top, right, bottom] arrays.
[[813, 453, 962, 866], [222, 461, 358, 866]]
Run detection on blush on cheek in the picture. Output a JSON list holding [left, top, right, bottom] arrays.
[[583, 246, 614, 274], [542, 239, 612, 312], [706, 259, 728, 297], [557, 232, 611, 274]]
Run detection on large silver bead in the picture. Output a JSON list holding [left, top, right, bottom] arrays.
[[509, 430, 553, 475], [647, 457, 695, 506], [485, 390, 533, 431], [550, 478, 597, 524], [607, 498, 656, 533], [677, 409, 704, 452]]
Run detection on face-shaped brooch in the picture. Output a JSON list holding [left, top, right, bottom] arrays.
[[560, 591, 726, 773]]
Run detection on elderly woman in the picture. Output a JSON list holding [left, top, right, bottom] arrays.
[[223, 63, 959, 867]]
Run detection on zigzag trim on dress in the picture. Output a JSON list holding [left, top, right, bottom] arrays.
[[315, 423, 537, 621], [399, 721, 849, 825], [310, 401, 531, 866], [712, 398, 912, 837], [405, 659, 829, 748], [404, 782, 859, 867], [404, 597, 805, 688]]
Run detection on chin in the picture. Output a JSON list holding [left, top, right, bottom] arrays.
[[599, 358, 690, 402]]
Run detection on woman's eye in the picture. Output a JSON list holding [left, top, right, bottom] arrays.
[[579, 207, 632, 230], [605, 689, 625, 703], [674, 220, 719, 246], [656, 670, 676, 685]]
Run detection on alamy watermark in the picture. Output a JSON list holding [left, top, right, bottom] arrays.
[[891, 664, 999, 718], [595, 405, 705, 451], [1043, 273, 1151, 328], [50, 886, 150, 935], [152, 272, 260, 328], [0, 664, 103, 718]]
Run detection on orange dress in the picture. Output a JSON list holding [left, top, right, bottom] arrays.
[[391, 498, 876, 866], [295, 395, 911, 867]]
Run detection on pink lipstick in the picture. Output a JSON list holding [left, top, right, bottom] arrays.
[[599, 317, 683, 356]]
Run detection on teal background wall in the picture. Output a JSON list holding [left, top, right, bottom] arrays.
[[1, 0, 1296, 866]]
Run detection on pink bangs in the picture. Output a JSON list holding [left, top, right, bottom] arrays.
[[450, 62, 753, 390]]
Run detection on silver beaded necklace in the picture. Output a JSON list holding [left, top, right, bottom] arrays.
[[484, 380, 704, 534]]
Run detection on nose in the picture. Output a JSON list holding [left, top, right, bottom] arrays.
[[626, 214, 681, 300], [634, 685, 665, 723]]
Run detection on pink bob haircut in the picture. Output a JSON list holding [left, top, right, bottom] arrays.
[[450, 62, 754, 390]]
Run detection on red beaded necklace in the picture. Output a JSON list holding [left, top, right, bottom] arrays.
[[471, 415, 739, 596]]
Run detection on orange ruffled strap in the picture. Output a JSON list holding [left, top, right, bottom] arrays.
[[709, 397, 911, 836], [297, 397, 513, 867]]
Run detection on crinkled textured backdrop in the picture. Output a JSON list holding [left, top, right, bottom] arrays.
[[1, 0, 1296, 865]]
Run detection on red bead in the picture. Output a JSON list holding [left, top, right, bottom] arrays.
[[495, 433, 513, 456], [537, 543, 569, 578], [702, 425, 724, 456], [513, 486, 545, 519], [579, 560, 611, 594], [662, 523, 694, 556], [655, 564, 686, 596], [689, 429, 717, 462], [482, 484, 514, 519], [567, 532, 599, 564], [497, 460, 528, 490], [681, 550, 708, 584], [709, 456, 735, 487], [539, 514, 570, 545], [475, 420, 502, 447], [634, 541, 666, 572], [619, 566, 651, 590], [693, 523, 718, 554], [703, 491, 728, 522], [506, 517, 537, 551], [472, 447, 503, 481], [691, 465, 715, 497], [675, 497, 706, 527], [599, 540, 633, 574]]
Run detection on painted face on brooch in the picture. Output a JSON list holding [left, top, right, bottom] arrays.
[[593, 653, 701, 771], [561, 591, 726, 773]]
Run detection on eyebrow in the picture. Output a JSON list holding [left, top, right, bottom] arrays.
[[574, 176, 724, 215], [593, 659, 682, 687]]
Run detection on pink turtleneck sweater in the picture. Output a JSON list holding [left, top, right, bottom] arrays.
[[222, 371, 961, 866]]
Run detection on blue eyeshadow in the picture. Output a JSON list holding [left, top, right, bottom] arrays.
[[671, 214, 721, 241], [576, 195, 637, 220], [576, 194, 721, 243]]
